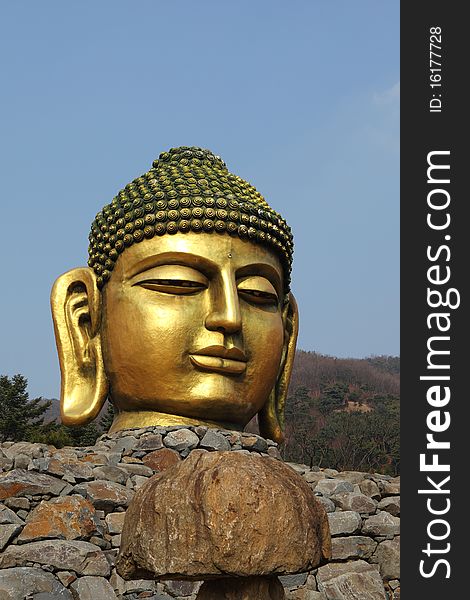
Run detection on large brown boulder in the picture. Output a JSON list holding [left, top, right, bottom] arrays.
[[117, 450, 330, 580]]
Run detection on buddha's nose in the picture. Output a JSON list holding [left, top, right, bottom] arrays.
[[205, 271, 242, 335]]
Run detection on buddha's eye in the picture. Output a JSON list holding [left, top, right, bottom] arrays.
[[237, 276, 279, 306], [137, 279, 207, 295], [238, 289, 279, 305], [132, 265, 208, 295]]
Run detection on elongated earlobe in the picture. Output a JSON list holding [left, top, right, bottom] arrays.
[[51, 267, 108, 426], [258, 293, 299, 443]]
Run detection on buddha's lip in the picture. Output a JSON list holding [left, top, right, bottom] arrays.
[[189, 346, 247, 375], [191, 345, 247, 362]]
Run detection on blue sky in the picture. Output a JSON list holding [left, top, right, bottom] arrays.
[[0, 1, 399, 399]]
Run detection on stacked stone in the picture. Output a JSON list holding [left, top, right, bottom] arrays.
[[0, 427, 399, 600], [281, 464, 400, 600]]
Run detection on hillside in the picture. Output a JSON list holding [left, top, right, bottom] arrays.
[[289, 351, 399, 397], [283, 351, 400, 475], [41, 398, 60, 423]]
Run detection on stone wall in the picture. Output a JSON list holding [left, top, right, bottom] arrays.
[[0, 426, 399, 600]]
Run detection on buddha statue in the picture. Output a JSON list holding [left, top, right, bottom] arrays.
[[51, 147, 298, 443]]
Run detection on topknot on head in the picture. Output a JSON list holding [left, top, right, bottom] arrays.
[[153, 147, 227, 171], [88, 146, 294, 292]]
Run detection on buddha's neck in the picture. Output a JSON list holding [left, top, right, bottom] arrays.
[[108, 409, 244, 434]]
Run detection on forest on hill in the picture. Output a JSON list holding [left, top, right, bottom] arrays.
[[290, 351, 399, 396], [282, 351, 400, 475], [1, 351, 400, 474]]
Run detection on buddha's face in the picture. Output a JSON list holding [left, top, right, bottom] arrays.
[[100, 232, 285, 427]]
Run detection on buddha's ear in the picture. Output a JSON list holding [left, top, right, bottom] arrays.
[[259, 293, 299, 444], [50, 267, 108, 426]]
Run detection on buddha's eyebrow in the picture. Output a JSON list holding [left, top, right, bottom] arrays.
[[125, 252, 217, 280]]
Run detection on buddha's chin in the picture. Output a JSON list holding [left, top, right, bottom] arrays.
[[108, 407, 249, 434], [111, 394, 264, 431]]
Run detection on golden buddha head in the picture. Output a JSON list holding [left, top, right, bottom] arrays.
[[51, 148, 298, 442]]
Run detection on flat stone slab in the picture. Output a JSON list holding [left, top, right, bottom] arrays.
[[73, 480, 134, 512], [91, 465, 128, 485], [0, 469, 68, 499], [105, 511, 126, 534], [316, 497, 336, 513], [378, 480, 400, 496], [331, 536, 377, 560], [303, 472, 326, 485], [331, 472, 367, 485], [372, 536, 400, 580], [241, 435, 269, 452], [200, 430, 231, 451], [142, 448, 181, 471], [317, 561, 386, 600], [0, 524, 22, 551], [377, 496, 400, 516], [135, 434, 163, 451], [17, 494, 98, 543], [0, 540, 110, 576], [163, 429, 199, 452], [327, 511, 362, 536], [359, 479, 381, 499], [331, 492, 377, 515], [0, 567, 72, 599], [315, 480, 354, 497], [362, 511, 400, 537], [2, 443, 49, 460], [0, 505, 24, 525], [279, 572, 308, 588], [70, 575, 118, 599]]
